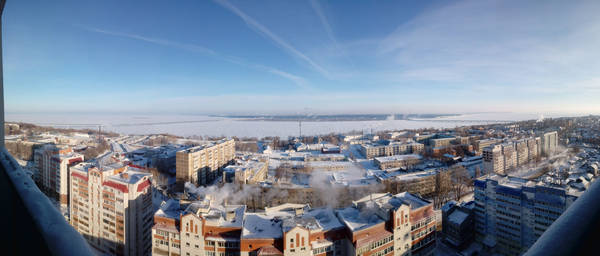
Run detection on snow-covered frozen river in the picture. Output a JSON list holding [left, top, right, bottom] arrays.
[[6, 112, 569, 138]]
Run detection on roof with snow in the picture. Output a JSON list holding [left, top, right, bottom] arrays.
[[242, 213, 284, 239], [374, 154, 422, 163], [448, 210, 469, 225], [336, 206, 384, 232]]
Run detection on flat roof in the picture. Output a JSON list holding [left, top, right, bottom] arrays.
[[336, 206, 384, 232]]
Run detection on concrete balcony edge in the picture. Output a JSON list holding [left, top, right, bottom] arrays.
[[1, 148, 94, 255]]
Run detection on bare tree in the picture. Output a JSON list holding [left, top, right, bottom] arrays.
[[450, 166, 473, 201]]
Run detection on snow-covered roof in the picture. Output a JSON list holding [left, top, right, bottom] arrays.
[[107, 169, 150, 184], [155, 199, 182, 220], [242, 213, 284, 239], [336, 206, 384, 232], [374, 154, 422, 163], [448, 210, 469, 225], [394, 192, 431, 209], [202, 205, 246, 228], [304, 207, 344, 231]]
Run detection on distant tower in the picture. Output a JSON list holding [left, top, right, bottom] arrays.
[[98, 125, 102, 143], [299, 120, 302, 138]]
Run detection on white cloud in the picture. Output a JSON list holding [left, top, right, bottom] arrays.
[[214, 0, 332, 78]]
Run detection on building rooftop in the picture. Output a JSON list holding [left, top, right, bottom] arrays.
[[374, 154, 422, 163], [394, 192, 431, 209], [107, 169, 150, 185], [242, 213, 284, 239], [280, 207, 344, 233], [448, 210, 469, 225], [336, 206, 384, 232], [180, 139, 232, 154], [155, 199, 182, 220]]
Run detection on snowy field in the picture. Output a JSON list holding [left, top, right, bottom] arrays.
[[6, 112, 572, 138]]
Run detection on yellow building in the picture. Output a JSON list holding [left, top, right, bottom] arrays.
[[176, 139, 235, 187]]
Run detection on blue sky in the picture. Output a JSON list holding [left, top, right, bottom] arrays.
[[4, 0, 600, 115]]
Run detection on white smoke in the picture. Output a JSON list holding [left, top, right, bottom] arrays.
[[185, 182, 261, 206]]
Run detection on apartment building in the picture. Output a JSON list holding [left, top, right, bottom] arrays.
[[473, 175, 581, 255], [222, 160, 269, 185], [475, 139, 501, 155], [526, 138, 540, 163], [540, 131, 558, 156], [374, 154, 422, 170], [429, 137, 454, 148], [151, 192, 434, 256], [176, 139, 235, 187], [340, 192, 436, 256], [360, 142, 424, 159], [483, 145, 504, 175], [515, 140, 529, 167], [483, 137, 542, 175], [151, 200, 346, 256], [70, 162, 153, 256], [376, 168, 453, 198], [501, 143, 516, 172], [33, 144, 84, 210], [336, 206, 396, 256], [441, 201, 475, 250], [152, 200, 182, 256]]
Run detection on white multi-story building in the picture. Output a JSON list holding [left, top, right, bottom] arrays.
[[176, 139, 235, 187], [474, 174, 584, 255], [540, 131, 558, 156], [33, 144, 84, 210], [70, 162, 153, 256], [360, 142, 424, 159], [515, 140, 529, 167], [526, 138, 539, 163], [502, 143, 516, 172], [483, 145, 504, 175], [483, 137, 542, 175]]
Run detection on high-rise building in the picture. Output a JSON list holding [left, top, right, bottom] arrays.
[[515, 140, 529, 167], [70, 162, 153, 255], [540, 131, 558, 156], [483, 145, 504, 175], [175, 139, 235, 187], [501, 143, 516, 172], [483, 137, 542, 175], [475, 139, 501, 155], [526, 138, 539, 163], [474, 175, 582, 255], [33, 144, 84, 210]]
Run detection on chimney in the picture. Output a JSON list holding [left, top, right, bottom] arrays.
[[226, 210, 236, 221]]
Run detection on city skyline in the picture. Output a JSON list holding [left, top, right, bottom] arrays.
[[5, 0, 600, 114]]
